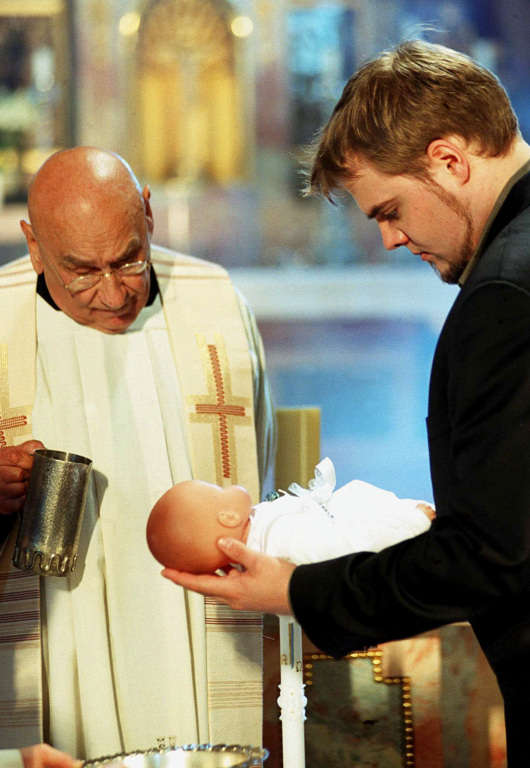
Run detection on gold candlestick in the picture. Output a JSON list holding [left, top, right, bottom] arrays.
[[275, 407, 321, 491]]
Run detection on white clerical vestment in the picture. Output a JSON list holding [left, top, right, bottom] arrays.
[[0, 248, 274, 759]]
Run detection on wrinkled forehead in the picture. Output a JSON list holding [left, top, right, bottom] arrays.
[[67, 188, 143, 229], [35, 187, 146, 252]]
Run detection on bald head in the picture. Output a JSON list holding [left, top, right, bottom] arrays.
[[28, 147, 144, 239], [21, 146, 155, 334]]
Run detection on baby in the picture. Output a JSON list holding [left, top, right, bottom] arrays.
[[147, 458, 435, 574]]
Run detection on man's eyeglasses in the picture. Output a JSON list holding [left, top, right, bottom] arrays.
[[40, 249, 151, 295]]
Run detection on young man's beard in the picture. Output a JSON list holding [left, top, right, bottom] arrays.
[[421, 176, 475, 285], [431, 218, 475, 284]]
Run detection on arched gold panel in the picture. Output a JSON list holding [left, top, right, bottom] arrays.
[[135, 0, 244, 183]]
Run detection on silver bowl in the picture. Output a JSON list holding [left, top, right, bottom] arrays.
[[83, 745, 268, 768]]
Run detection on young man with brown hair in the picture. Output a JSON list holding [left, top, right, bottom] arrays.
[[164, 40, 530, 765]]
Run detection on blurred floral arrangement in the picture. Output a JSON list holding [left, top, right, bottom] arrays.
[[0, 88, 38, 144], [0, 89, 39, 200]]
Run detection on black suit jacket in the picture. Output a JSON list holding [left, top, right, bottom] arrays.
[[290, 169, 530, 666]]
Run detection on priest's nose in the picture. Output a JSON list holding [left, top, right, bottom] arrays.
[[97, 273, 128, 308]]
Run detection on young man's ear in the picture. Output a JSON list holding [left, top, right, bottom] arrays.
[[20, 219, 44, 274], [426, 136, 471, 186]]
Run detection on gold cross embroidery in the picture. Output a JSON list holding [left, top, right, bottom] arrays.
[[188, 335, 251, 485], [0, 344, 32, 448]]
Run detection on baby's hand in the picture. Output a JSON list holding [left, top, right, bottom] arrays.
[[415, 502, 436, 521]]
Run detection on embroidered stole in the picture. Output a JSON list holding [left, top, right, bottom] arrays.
[[0, 251, 262, 748], [155, 249, 263, 745]]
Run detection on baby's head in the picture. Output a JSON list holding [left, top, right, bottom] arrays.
[[146, 480, 253, 573]]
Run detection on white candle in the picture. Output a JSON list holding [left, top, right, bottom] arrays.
[[278, 616, 306, 768]]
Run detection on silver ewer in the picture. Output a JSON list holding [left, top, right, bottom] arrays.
[[13, 448, 93, 577]]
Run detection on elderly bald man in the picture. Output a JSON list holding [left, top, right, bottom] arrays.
[[0, 147, 275, 764]]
